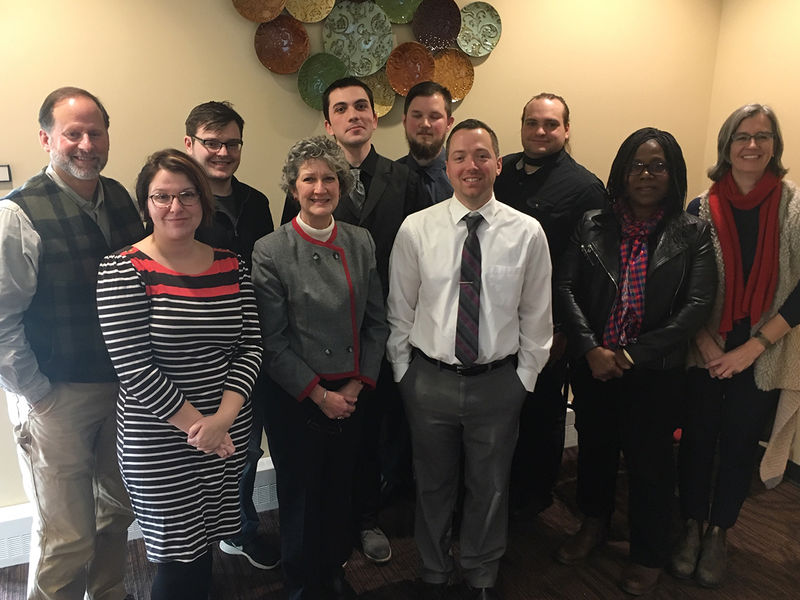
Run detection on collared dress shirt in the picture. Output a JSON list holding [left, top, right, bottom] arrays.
[[386, 195, 553, 392]]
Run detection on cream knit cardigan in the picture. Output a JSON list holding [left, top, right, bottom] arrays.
[[688, 180, 800, 487]]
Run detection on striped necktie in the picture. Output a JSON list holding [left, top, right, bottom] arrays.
[[350, 167, 366, 214], [455, 213, 483, 365]]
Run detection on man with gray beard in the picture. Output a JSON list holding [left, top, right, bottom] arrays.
[[0, 87, 141, 600]]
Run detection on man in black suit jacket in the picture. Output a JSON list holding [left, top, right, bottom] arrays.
[[281, 77, 431, 564]]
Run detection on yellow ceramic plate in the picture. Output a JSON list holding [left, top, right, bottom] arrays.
[[285, 0, 335, 23], [232, 0, 286, 23], [433, 48, 474, 102], [359, 70, 396, 117]]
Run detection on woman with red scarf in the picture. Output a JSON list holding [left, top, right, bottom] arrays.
[[672, 104, 800, 588], [555, 128, 716, 595]]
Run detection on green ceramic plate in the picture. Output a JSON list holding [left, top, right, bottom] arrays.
[[457, 1, 502, 58], [375, 0, 423, 24], [322, 0, 393, 77], [297, 53, 349, 111]]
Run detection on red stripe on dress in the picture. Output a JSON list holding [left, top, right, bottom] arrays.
[[129, 254, 239, 276], [145, 283, 240, 298]]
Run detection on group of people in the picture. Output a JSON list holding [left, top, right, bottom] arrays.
[[1, 79, 797, 600]]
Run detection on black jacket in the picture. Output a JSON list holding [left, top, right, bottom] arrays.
[[195, 177, 273, 270], [556, 208, 717, 370]]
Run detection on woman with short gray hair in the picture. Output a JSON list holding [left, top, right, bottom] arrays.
[[251, 136, 387, 599]]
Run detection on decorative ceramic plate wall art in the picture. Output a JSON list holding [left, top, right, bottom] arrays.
[[433, 48, 474, 101], [285, 0, 335, 23], [254, 14, 310, 74], [233, 0, 286, 23], [457, 1, 502, 57], [234, 0, 502, 111], [297, 53, 349, 110], [386, 41, 435, 96], [322, 0, 394, 77]]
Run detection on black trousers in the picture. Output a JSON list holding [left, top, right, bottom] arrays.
[[264, 383, 360, 600], [509, 358, 568, 511], [572, 363, 681, 568], [353, 358, 402, 530], [678, 366, 779, 529], [150, 551, 212, 600]]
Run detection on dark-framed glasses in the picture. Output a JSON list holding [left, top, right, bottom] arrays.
[[149, 191, 200, 207], [191, 136, 243, 153], [731, 131, 774, 145], [630, 160, 668, 176]]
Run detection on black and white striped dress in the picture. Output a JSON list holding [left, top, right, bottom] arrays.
[[96, 246, 262, 563]]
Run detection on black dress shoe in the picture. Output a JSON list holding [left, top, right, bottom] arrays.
[[417, 580, 448, 600], [324, 574, 358, 599], [465, 585, 502, 600]]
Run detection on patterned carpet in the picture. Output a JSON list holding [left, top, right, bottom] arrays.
[[2, 448, 799, 599]]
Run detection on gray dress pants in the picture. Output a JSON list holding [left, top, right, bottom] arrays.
[[400, 356, 528, 587]]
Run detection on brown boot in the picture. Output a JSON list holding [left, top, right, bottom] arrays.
[[695, 525, 727, 588], [554, 516, 607, 565], [620, 563, 661, 595], [669, 519, 703, 579]]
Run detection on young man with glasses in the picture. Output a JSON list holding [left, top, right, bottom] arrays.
[[184, 100, 279, 571]]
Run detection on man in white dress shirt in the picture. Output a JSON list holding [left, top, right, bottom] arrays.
[[386, 119, 552, 600]]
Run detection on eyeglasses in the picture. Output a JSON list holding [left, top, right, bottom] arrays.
[[149, 191, 200, 207], [630, 160, 668, 176], [731, 131, 774, 145], [191, 136, 243, 153]]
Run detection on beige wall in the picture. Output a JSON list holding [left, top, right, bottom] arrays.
[[2, 0, 799, 507], [704, 0, 800, 180]]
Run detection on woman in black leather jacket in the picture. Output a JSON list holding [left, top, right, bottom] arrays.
[[554, 128, 716, 595]]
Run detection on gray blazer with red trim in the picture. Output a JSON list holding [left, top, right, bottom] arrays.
[[251, 219, 388, 400]]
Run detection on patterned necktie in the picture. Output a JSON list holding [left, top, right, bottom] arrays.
[[455, 213, 483, 366], [350, 167, 366, 214]]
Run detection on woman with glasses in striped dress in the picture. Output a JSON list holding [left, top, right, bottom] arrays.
[[97, 149, 262, 600]]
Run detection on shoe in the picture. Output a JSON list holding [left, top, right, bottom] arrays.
[[620, 563, 661, 595], [417, 580, 448, 600], [464, 585, 502, 600], [123, 595, 136, 600], [553, 516, 607, 565], [510, 494, 554, 523], [695, 525, 727, 588], [360, 526, 392, 563], [219, 536, 281, 570], [324, 574, 358, 599], [669, 519, 703, 579]]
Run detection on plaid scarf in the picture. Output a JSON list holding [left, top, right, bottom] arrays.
[[602, 203, 664, 348]]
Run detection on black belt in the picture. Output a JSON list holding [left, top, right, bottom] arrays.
[[415, 350, 516, 377]]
